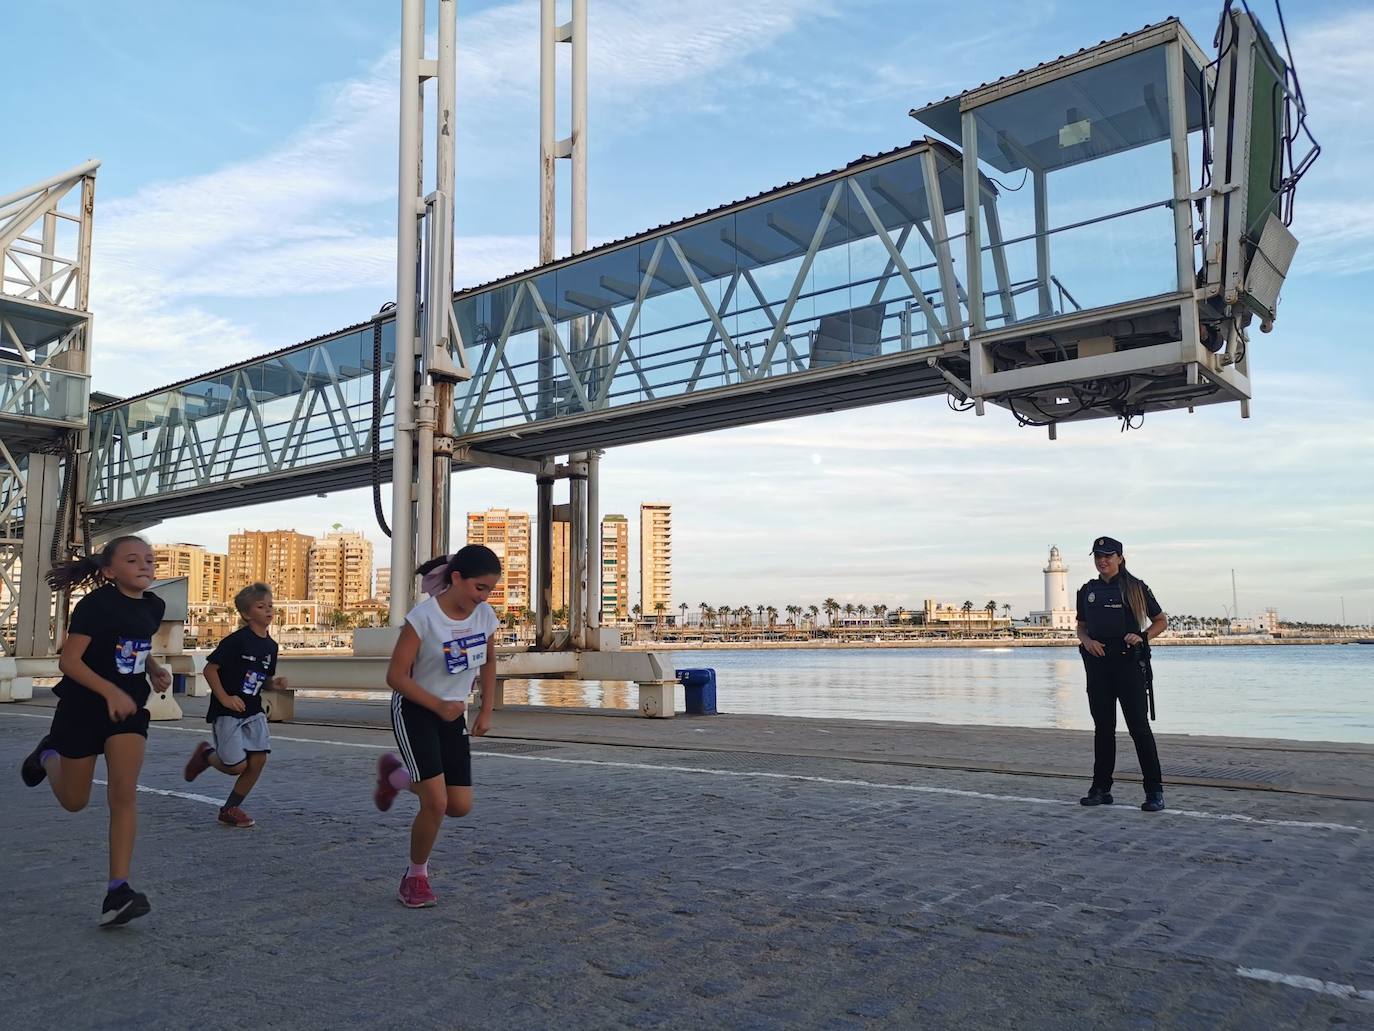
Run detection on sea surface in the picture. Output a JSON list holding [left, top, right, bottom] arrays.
[[497, 644, 1374, 744]]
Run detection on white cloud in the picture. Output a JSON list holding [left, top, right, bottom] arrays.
[[85, 0, 834, 388]]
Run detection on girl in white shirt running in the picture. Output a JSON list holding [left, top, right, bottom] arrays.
[[373, 545, 501, 908]]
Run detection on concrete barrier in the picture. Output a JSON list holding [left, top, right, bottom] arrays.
[[263, 648, 680, 721]]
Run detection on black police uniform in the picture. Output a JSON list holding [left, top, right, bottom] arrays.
[[1076, 568, 1163, 796]]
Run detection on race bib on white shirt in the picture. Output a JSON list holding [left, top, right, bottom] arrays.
[[115, 637, 151, 675], [443, 632, 488, 674]]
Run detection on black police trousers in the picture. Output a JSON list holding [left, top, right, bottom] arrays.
[[1081, 642, 1162, 794]]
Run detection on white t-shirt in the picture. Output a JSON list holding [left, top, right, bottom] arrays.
[[404, 596, 501, 701]]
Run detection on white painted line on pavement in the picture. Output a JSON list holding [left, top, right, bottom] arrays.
[[1236, 966, 1374, 1003], [485, 753, 1365, 834], [93, 778, 222, 807], [0, 710, 1363, 833]]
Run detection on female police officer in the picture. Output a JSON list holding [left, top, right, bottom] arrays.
[[1076, 536, 1169, 812]]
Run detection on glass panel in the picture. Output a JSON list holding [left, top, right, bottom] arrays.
[[0, 361, 89, 423], [968, 45, 1179, 329]]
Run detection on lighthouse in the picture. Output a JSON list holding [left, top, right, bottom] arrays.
[[1030, 546, 1076, 630], [1044, 546, 1069, 613]]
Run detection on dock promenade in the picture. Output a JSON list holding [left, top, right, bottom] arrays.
[[3, 691, 1372, 1029]]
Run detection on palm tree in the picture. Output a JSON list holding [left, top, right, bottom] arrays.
[[680, 602, 688, 628], [961, 600, 974, 636], [874, 604, 887, 625], [823, 597, 840, 626], [786, 604, 800, 626], [699, 601, 709, 628], [632, 603, 642, 623], [766, 605, 778, 628], [654, 601, 667, 628], [809, 604, 820, 630], [985, 600, 997, 627], [719, 603, 732, 628], [1002, 603, 1012, 623], [857, 604, 869, 623]]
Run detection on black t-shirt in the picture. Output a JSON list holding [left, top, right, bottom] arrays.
[[205, 625, 278, 721], [54, 586, 166, 709], [1076, 575, 1162, 641]]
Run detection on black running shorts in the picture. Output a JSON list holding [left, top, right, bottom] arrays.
[[49, 699, 150, 758], [390, 695, 471, 786]]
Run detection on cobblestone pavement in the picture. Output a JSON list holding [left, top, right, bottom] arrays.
[[2, 706, 1372, 1030]]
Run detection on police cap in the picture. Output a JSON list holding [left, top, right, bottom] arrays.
[[1091, 536, 1124, 556]]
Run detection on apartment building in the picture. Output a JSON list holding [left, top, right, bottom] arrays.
[[466, 508, 530, 616], [153, 543, 228, 604], [639, 502, 671, 618], [600, 514, 629, 621], [308, 530, 374, 614], [227, 529, 314, 599]]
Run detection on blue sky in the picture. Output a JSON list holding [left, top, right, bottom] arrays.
[[6, 0, 1372, 624]]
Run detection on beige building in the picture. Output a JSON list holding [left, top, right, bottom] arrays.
[[154, 543, 228, 604], [918, 599, 1008, 632], [228, 529, 314, 600], [466, 508, 530, 617], [308, 530, 374, 614], [375, 567, 390, 603], [639, 502, 672, 618], [601, 515, 629, 622], [189, 598, 322, 647]]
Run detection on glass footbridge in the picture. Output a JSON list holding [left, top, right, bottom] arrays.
[[84, 17, 1305, 530]]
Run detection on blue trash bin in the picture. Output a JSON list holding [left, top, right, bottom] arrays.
[[676, 668, 717, 715]]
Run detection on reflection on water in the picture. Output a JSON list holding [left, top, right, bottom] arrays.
[[305, 645, 1374, 744]]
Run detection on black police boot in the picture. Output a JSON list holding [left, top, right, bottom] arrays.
[[1079, 787, 1114, 806], [1141, 791, 1165, 812]]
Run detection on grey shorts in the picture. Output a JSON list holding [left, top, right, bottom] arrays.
[[212, 713, 271, 767]]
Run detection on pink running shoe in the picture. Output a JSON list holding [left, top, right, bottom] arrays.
[[217, 806, 255, 829], [184, 741, 213, 782], [398, 872, 437, 908], [374, 753, 405, 811]]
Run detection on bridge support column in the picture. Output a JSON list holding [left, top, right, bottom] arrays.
[[15, 454, 62, 659], [536, 468, 554, 649]]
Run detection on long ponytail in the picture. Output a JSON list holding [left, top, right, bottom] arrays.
[[46, 535, 148, 593], [1117, 560, 1150, 631]]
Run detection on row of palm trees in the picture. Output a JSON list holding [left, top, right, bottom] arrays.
[[501, 599, 1015, 630]]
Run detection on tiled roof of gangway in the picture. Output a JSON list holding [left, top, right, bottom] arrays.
[[94, 135, 943, 414], [94, 18, 1188, 415]]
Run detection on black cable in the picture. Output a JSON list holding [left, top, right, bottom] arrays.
[[371, 304, 395, 539]]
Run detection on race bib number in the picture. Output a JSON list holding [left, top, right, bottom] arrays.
[[115, 638, 151, 675], [443, 633, 488, 674], [242, 670, 266, 696]]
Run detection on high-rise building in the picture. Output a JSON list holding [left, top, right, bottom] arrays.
[[639, 502, 672, 618], [466, 508, 530, 616], [550, 519, 570, 614], [227, 529, 314, 600], [308, 530, 374, 613], [154, 543, 228, 604], [600, 515, 629, 621], [375, 567, 391, 603]]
